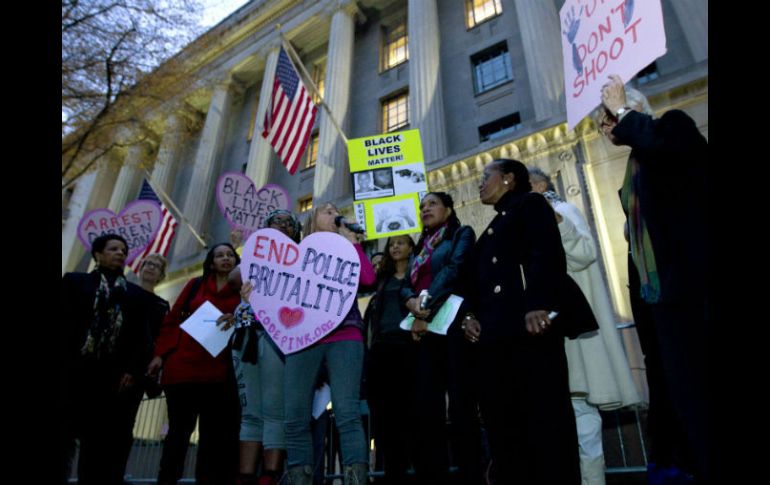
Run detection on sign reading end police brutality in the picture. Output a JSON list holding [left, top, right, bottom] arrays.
[[215, 172, 290, 239], [77, 200, 163, 265], [560, 0, 666, 130], [347, 129, 428, 240], [241, 228, 361, 355]]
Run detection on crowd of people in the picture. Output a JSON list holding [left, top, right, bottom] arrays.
[[60, 76, 707, 484]]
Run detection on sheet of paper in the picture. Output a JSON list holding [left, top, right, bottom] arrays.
[[399, 294, 464, 335], [180, 300, 233, 357]]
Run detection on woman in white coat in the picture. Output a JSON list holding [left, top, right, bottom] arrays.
[[530, 168, 641, 485]]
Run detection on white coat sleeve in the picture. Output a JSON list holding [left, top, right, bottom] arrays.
[[555, 203, 597, 272]]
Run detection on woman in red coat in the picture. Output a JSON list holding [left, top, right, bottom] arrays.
[[147, 243, 242, 485]]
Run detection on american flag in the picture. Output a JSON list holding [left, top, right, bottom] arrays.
[[262, 47, 318, 174], [129, 179, 178, 274]]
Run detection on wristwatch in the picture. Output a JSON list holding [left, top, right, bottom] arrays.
[[616, 106, 632, 117]]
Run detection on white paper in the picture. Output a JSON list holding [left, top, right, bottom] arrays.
[[312, 383, 332, 419], [180, 300, 233, 357], [399, 294, 464, 335]]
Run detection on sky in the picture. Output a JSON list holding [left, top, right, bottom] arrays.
[[199, 0, 252, 27]]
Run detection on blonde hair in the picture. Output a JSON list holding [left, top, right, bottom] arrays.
[[307, 202, 339, 235], [141, 253, 168, 281]]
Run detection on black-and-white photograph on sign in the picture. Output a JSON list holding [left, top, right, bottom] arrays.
[[373, 198, 418, 233], [353, 170, 395, 201], [392, 163, 428, 195]]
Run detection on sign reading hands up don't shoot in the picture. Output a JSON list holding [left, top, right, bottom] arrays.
[[240, 228, 362, 354]]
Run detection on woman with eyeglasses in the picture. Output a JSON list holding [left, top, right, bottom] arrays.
[[228, 210, 302, 485], [115, 254, 172, 478]]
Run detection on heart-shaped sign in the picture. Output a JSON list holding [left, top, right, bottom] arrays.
[[215, 172, 290, 239], [77, 200, 163, 265], [241, 228, 361, 355]]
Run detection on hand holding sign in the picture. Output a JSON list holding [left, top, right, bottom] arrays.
[[240, 228, 361, 354]]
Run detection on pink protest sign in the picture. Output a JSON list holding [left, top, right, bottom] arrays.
[[77, 200, 163, 265], [215, 172, 290, 239], [561, 0, 666, 129], [240, 228, 361, 355]]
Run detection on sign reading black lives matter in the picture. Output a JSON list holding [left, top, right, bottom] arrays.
[[215, 172, 291, 240], [347, 129, 428, 240]]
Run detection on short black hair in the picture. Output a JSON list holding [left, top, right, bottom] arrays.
[[491, 158, 532, 194], [91, 234, 128, 261]]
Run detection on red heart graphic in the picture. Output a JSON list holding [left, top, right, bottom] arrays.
[[279, 307, 305, 329]]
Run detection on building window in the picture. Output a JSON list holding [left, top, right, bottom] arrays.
[[305, 133, 319, 169], [471, 42, 513, 94], [479, 113, 522, 142], [311, 63, 326, 104], [636, 62, 659, 85], [298, 196, 313, 213], [381, 21, 408, 71], [466, 0, 503, 28], [382, 92, 409, 133]]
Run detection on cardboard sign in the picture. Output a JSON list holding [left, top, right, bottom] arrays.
[[77, 200, 163, 265], [241, 228, 361, 354], [560, 0, 666, 129], [215, 172, 291, 239], [347, 129, 427, 240]]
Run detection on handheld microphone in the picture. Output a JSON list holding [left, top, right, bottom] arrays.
[[334, 215, 365, 234]]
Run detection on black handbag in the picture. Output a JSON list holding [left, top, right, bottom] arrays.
[[553, 274, 599, 339]]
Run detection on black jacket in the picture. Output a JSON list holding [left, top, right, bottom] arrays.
[[60, 271, 156, 389], [612, 110, 708, 303], [462, 191, 597, 341], [401, 225, 477, 322]]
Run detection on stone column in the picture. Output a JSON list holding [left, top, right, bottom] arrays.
[[245, 45, 280, 189], [151, 107, 200, 195], [312, 1, 356, 205], [670, 0, 708, 63], [174, 78, 235, 258], [408, 0, 448, 163], [108, 141, 150, 212], [514, 0, 564, 122]]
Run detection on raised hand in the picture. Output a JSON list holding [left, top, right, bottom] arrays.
[[562, 5, 584, 44]]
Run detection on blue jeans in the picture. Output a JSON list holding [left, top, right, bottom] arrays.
[[284, 340, 366, 467], [233, 331, 286, 449]]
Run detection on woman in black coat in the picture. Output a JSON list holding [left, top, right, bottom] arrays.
[[461, 159, 581, 484]]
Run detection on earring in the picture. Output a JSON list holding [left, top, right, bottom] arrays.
[[504, 181, 509, 185]]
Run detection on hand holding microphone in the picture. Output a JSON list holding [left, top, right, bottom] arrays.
[[334, 215, 366, 242]]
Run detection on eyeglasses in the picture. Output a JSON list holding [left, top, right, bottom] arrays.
[[480, 169, 500, 185], [270, 218, 294, 227], [143, 261, 163, 270]]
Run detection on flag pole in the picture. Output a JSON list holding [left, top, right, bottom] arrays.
[[276, 26, 349, 144], [142, 170, 208, 249]]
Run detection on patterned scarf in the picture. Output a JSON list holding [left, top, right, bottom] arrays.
[[410, 223, 448, 287], [81, 270, 127, 358], [542, 190, 565, 205], [620, 155, 661, 304]]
